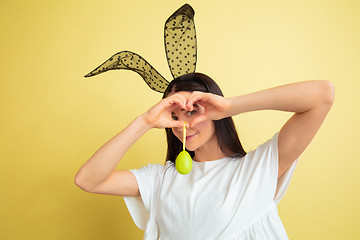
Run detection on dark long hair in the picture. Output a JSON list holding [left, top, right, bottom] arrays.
[[162, 72, 246, 163]]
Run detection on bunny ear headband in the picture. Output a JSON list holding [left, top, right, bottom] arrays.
[[84, 4, 197, 93]]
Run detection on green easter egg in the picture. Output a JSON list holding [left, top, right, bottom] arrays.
[[175, 150, 193, 175]]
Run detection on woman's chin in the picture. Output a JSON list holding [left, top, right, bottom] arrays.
[[185, 144, 198, 152]]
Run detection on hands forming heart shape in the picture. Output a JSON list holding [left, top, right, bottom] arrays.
[[143, 91, 231, 129]]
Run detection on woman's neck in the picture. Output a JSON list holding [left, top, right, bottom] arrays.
[[193, 134, 226, 162]]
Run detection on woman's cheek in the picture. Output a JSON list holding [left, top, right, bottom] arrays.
[[193, 119, 212, 132], [171, 128, 182, 141]]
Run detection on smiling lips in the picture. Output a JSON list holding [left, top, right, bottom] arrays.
[[186, 133, 197, 141]]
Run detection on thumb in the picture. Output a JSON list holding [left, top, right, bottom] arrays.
[[167, 120, 189, 129]]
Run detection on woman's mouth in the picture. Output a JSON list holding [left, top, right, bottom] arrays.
[[186, 133, 197, 141]]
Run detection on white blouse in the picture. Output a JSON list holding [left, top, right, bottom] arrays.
[[124, 132, 299, 239]]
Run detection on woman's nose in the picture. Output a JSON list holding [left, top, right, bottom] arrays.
[[175, 114, 192, 131]]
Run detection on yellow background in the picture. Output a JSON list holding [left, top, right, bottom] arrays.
[[1, 0, 359, 239]]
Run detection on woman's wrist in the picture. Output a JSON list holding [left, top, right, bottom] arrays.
[[136, 113, 154, 132], [223, 97, 233, 117], [226, 96, 242, 117]]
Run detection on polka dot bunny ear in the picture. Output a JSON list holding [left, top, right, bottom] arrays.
[[84, 4, 197, 93], [84, 51, 169, 93], [164, 4, 197, 79]]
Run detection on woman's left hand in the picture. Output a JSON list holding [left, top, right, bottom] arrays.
[[186, 91, 231, 127]]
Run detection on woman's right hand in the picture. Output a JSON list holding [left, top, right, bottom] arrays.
[[142, 93, 190, 129]]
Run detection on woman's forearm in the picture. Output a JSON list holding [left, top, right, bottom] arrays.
[[75, 114, 152, 189], [227, 80, 335, 116]]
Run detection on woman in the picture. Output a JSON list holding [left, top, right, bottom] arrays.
[[75, 73, 334, 239]]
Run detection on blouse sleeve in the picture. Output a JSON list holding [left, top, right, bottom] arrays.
[[272, 133, 299, 204], [246, 132, 299, 205], [123, 163, 164, 230]]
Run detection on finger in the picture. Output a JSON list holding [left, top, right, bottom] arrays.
[[196, 103, 206, 114], [190, 99, 206, 114], [167, 120, 189, 128], [173, 94, 189, 110], [187, 92, 204, 110], [171, 92, 189, 101], [166, 95, 187, 110], [174, 92, 193, 111]]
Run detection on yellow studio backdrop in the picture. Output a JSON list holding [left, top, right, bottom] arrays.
[[0, 0, 359, 239]]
